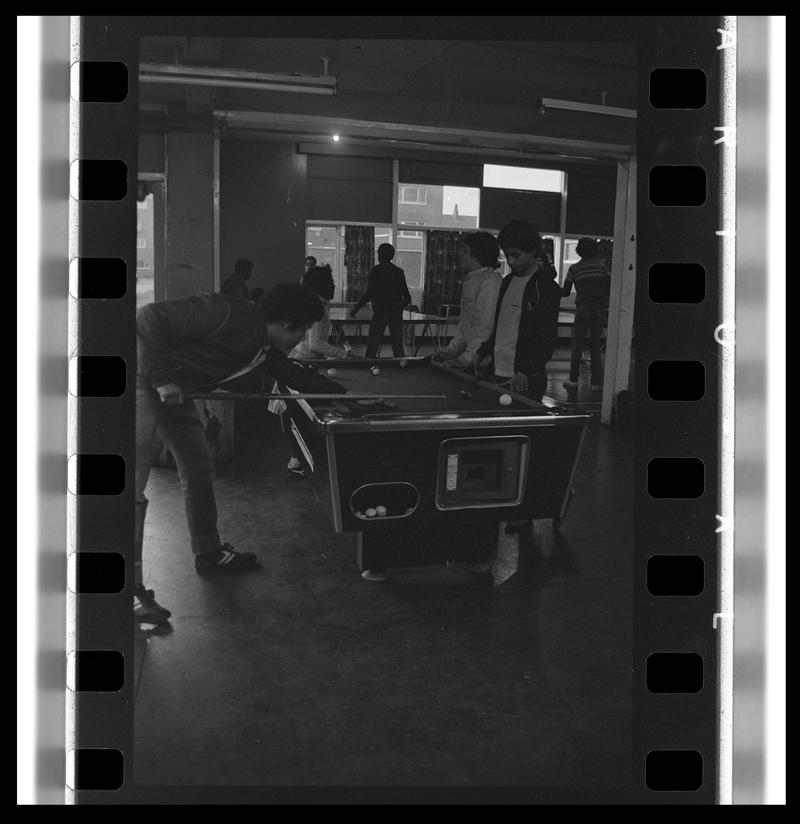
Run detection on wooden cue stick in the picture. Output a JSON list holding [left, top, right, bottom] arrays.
[[187, 392, 447, 401]]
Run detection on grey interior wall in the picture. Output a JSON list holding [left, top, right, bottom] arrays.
[[220, 140, 307, 294], [165, 130, 215, 299]]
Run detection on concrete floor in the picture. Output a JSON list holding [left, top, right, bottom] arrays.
[[133, 343, 633, 787]]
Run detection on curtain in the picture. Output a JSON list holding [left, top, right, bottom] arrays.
[[343, 225, 375, 302], [421, 230, 464, 315]]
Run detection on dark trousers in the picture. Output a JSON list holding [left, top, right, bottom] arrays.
[[365, 308, 406, 358], [569, 301, 606, 384], [135, 386, 220, 562]]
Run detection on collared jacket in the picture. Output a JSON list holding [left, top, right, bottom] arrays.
[[136, 293, 345, 395], [352, 262, 412, 313], [475, 262, 561, 378], [445, 266, 503, 366]]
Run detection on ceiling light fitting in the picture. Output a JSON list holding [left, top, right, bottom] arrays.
[[139, 63, 338, 95], [540, 97, 636, 119]]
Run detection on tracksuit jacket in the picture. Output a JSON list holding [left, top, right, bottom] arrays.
[[136, 293, 345, 396], [475, 262, 561, 380]]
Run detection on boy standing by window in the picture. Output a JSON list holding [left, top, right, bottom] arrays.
[[350, 243, 412, 358], [473, 220, 561, 403]]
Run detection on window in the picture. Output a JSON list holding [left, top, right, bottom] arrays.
[[136, 189, 155, 309], [398, 183, 480, 230], [483, 164, 564, 193], [399, 186, 428, 205], [306, 224, 394, 302]]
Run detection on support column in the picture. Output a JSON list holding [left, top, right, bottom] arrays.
[[601, 156, 637, 425]]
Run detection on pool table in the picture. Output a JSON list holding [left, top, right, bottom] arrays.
[[283, 357, 590, 573]]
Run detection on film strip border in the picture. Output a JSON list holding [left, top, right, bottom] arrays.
[[66, 16, 727, 804]]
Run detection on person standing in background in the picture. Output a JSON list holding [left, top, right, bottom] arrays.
[[278, 264, 360, 478], [561, 237, 611, 392], [432, 231, 502, 369], [350, 243, 412, 358], [221, 258, 253, 300]]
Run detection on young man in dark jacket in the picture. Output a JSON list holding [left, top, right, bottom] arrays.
[[473, 220, 561, 403], [134, 282, 346, 624], [350, 243, 412, 358]]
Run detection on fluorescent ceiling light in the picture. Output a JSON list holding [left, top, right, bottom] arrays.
[[139, 63, 337, 95], [541, 97, 636, 119]]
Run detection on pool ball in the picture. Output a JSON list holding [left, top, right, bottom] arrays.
[[327, 368, 337, 377], [499, 394, 513, 406], [365, 508, 377, 518], [399, 359, 407, 368], [375, 505, 387, 517], [370, 366, 380, 376]]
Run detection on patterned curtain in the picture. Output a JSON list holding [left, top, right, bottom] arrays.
[[421, 230, 464, 315], [343, 225, 375, 302]]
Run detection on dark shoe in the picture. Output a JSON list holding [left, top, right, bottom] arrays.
[[563, 379, 578, 389], [195, 543, 259, 574], [133, 585, 171, 624]]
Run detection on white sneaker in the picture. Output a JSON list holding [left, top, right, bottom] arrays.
[[361, 569, 388, 582], [287, 457, 305, 477]]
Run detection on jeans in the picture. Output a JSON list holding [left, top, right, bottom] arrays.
[[365, 308, 406, 358], [569, 301, 606, 384], [135, 384, 220, 559]]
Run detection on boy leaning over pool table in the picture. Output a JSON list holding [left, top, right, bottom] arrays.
[[134, 281, 346, 624]]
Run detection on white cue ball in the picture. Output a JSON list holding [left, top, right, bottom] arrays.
[[499, 393, 513, 406], [399, 359, 407, 368], [365, 508, 377, 518], [375, 505, 387, 517], [327, 368, 337, 377], [370, 366, 380, 376]]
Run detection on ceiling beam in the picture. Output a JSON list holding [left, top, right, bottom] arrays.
[[214, 110, 634, 160]]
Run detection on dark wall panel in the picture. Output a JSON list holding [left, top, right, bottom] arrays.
[[398, 159, 482, 187], [307, 178, 392, 224], [566, 172, 617, 236], [138, 131, 164, 175], [221, 140, 307, 292], [166, 130, 214, 298], [307, 155, 393, 182], [480, 189, 562, 233]]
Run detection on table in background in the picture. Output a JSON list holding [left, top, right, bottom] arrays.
[[327, 307, 458, 355]]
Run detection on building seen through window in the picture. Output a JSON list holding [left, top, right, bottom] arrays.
[[136, 191, 155, 309]]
